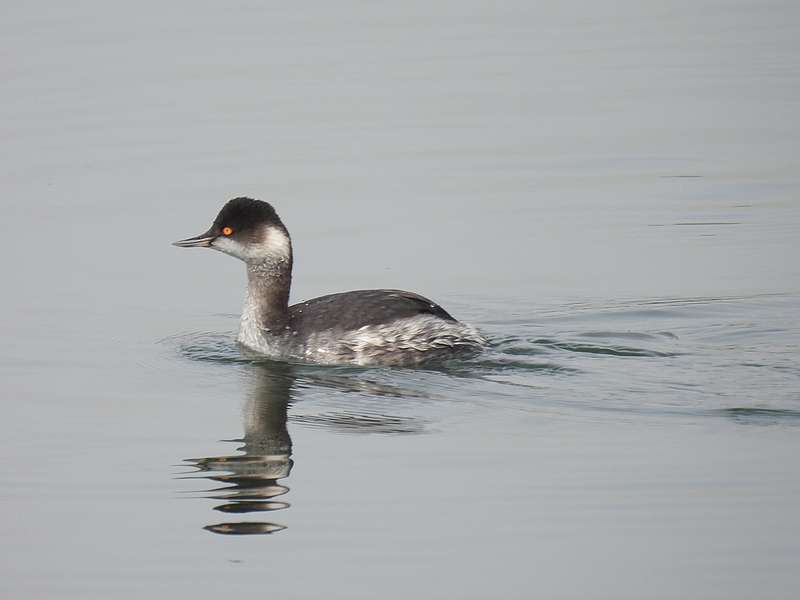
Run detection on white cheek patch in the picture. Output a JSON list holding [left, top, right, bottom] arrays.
[[212, 226, 291, 262], [212, 235, 247, 259], [257, 227, 291, 260]]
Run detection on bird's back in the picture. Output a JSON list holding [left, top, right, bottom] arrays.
[[285, 289, 484, 365], [288, 289, 456, 334]]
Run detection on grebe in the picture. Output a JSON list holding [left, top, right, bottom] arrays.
[[173, 197, 486, 366]]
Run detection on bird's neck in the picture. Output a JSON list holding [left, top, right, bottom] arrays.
[[240, 256, 292, 341]]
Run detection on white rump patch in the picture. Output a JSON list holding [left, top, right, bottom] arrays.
[[302, 315, 487, 365]]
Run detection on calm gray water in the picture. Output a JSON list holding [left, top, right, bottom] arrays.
[[2, 1, 799, 598]]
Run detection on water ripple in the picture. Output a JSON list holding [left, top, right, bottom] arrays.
[[166, 293, 800, 425]]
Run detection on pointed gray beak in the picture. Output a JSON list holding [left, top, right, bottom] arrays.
[[172, 229, 216, 248]]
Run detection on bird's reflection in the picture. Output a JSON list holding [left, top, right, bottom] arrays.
[[179, 352, 436, 535], [182, 362, 295, 535]]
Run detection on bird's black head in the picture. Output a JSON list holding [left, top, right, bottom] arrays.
[[173, 197, 291, 263]]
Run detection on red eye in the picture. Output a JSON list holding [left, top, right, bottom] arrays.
[[222, 226, 233, 236]]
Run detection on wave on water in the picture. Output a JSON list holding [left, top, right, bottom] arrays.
[[162, 292, 800, 425]]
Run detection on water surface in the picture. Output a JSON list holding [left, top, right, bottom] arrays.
[[2, 1, 799, 598]]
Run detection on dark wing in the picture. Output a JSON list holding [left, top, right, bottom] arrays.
[[288, 289, 456, 333]]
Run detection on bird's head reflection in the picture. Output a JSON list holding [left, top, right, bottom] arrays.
[[182, 362, 294, 536]]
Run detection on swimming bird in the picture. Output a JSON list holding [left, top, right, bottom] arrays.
[[173, 197, 486, 366]]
